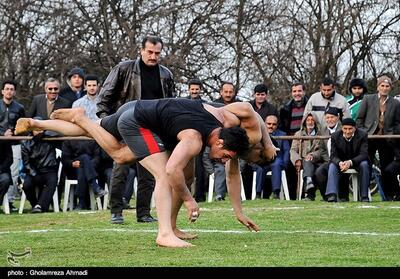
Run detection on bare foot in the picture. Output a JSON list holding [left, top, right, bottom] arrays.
[[15, 118, 43, 135], [50, 107, 86, 123], [156, 234, 194, 248], [174, 228, 198, 240]]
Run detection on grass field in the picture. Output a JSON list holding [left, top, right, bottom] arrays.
[[1, 198, 400, 267]]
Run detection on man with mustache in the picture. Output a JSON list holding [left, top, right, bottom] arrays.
[[97, 35, 175, 225]]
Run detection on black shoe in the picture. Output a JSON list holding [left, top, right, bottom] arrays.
[[255, 193, 262, 199], [215, 196, 225, 201], [339, 197, 349, 202], [361, 197, 370, 202], [327, 194, 337, 202], [110, 213, 124, 224], [137, 215, 158, 223], [32, 204, 42, 213], [303, 196, 315, 201]]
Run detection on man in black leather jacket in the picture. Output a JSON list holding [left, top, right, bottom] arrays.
[[0, 80, 25, 210], [21, 130, 59, 213], [96, 35, 176, 224], [0, 80, 25, 138]]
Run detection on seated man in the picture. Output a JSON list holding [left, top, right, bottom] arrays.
[[61, 139, 106, 210], [290, 113, 322, 200], [16, 98, 276, 248], [0, 141, 13, 211], [21, 129, 59, 213], [254, 115, 290, 199], [325, 118, 370, 202]]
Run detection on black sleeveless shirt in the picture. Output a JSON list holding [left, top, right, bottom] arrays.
[[134, 98, 222, 150]]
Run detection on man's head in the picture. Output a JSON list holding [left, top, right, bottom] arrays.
[[341, 118, 356, 139], [265, 115, 278, 134], [44, 78, 60, 101], [253, 84, 268, 105], [209, 126, 249, 163], [1, 80, 17, 102], [67, 67, 85, 90], [324, 107, 340, 129], [320, 77, 335, 99], [188, 78, 203, 99], [140, 35, 163, 67], [349, 78, 367, 97], [304, 113, 316, 133], [291, 82, 305, 102], [219, 82, 235, 104], [377, 75, 392, 96], [85, 75, 99, 96]]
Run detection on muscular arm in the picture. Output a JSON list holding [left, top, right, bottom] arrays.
[[225, 158, 243, 215], [165, 130, 202, 216], [223, 102, 277, 160], [225, 158, 260, 231]]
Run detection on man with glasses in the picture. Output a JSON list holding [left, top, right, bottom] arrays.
[[27, 78, 70, 119]]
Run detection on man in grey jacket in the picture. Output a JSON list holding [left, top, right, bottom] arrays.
[[356, 75, 400, 200], [96, 35, 176, 224]]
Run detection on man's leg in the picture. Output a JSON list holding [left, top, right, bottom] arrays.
[[139, 152, 193, 248], [170, 158, 197, 240], [38, 172, 58, 212], [136, 164, 156, 222], [110, 162, 129, 223], [17, 113, 134, 165]]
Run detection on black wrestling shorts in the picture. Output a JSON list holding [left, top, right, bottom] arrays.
[[100, 101, 165, 160]]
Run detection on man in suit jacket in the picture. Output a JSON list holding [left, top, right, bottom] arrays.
[[326, 118, 370, 202], [27, 78, 71, 119], [356, 75, 400, 199]]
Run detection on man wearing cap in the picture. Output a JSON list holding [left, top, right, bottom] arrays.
[[346, 78, 368, 120], [356, 75, 400, 200], [312, 107, 343, 201], [60, 67, 86, 106], [325, 118, 370, 202]]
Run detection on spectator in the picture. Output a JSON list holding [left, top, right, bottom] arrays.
[[346, 78, 368, 120], [72, 75, 100, 121], [254, 115, 289, 199], [27, 78, 71, 119], [96, 35, 175, 224], [249, 83, 278, 121], [279, 82, 309, 199], [0, 138, 13, 211], [21, 125, 59, 213], [60, 67, 86, 106], [303, 77, 350, 128], [326, 118, 370, 202], [290, 113, 322, 199], [61, 140, 106, 210], [185, 78, 207, 202], [356, 75, 400, 200], [1, 80, 25, 211]]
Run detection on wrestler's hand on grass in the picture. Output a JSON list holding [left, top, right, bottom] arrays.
[[237, 214, 260, 232], [183, 198, 200, 223]]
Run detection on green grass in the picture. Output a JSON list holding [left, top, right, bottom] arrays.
[[1, 198, 400, 267]]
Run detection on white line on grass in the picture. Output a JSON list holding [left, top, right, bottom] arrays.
[[1, 228, 400, 237]]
